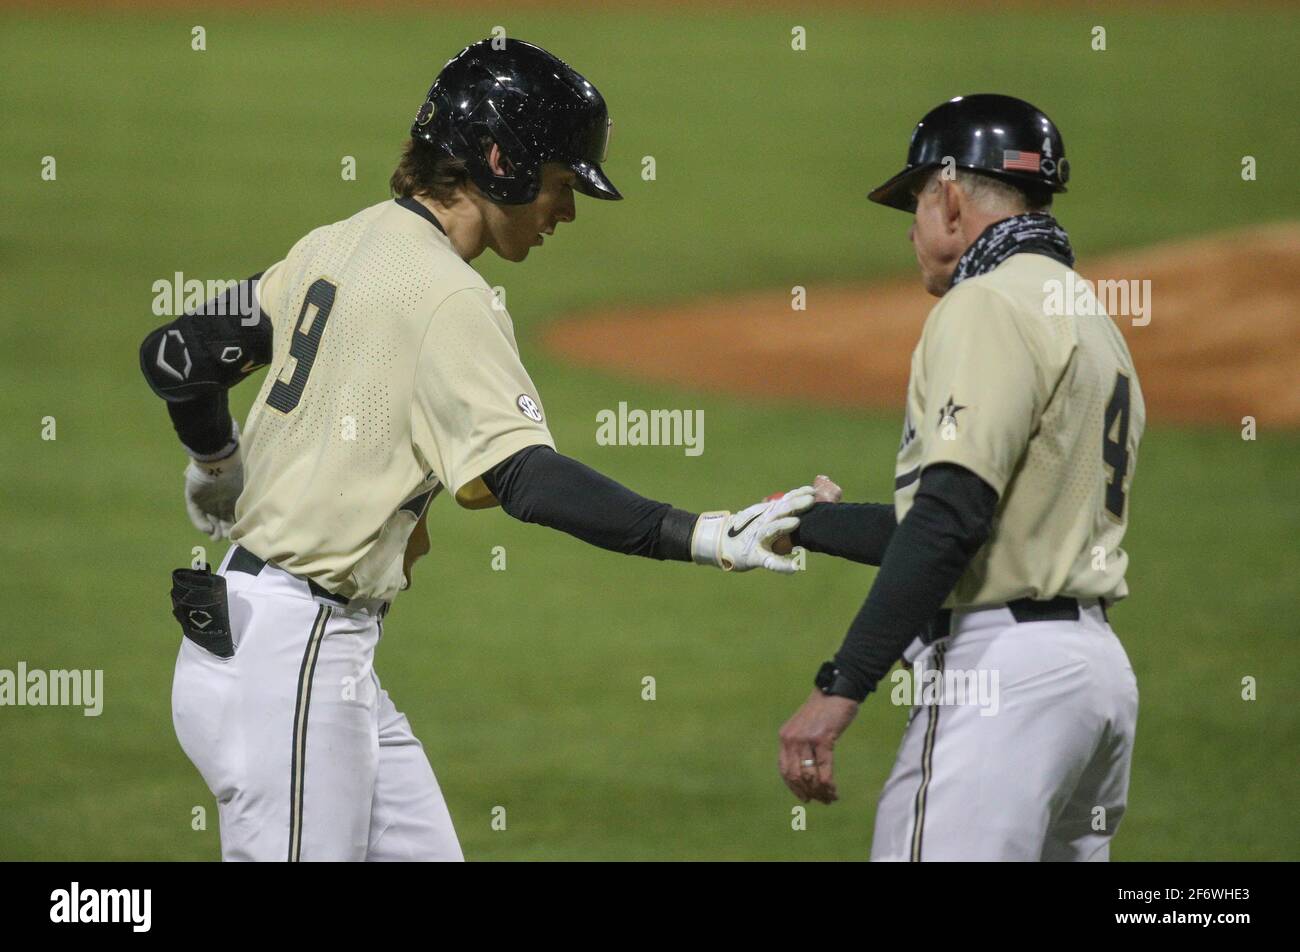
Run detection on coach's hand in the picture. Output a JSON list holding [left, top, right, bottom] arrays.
[[184, 445, 244, 540], [779, 689, 859, 804], [812, 474, 843, 504], [772, 474, 842, 556], [692, 485, 815, 573]]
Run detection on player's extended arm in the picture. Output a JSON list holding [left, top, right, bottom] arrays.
[[482, 445, 813, 573], [822, 462, 998, 700], [139, 273, 272, 539]]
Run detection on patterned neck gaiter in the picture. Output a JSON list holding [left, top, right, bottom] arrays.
[[949, 212, 1075, 289]]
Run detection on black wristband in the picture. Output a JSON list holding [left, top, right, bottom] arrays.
[[652, 507, 697, 562]]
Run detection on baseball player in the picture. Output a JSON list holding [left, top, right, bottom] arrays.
[[776, 95, 1144, 861], [141, 38, 814, 861]]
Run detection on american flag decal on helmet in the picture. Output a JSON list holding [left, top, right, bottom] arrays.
[[1003, 150, 1041, 172]]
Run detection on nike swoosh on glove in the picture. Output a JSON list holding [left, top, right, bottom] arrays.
[[691, 485, 816, 573]]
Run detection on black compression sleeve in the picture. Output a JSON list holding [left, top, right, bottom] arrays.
[[830, 464, 998, 701], [481, 445, 697, 561], [167, 395, 236, 458], [791, 502, 897, 566]]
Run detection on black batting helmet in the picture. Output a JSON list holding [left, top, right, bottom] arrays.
[[410, 38, 621, 205], [868, 94, 1069, 213]]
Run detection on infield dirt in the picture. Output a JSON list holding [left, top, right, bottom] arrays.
[[545, 223, 1300, 428]]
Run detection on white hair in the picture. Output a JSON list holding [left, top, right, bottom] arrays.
[[920, 168, 1051, 214]]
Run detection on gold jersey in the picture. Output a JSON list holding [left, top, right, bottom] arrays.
[[894, 253, 1145, 608], [232, 199, 554, 600]]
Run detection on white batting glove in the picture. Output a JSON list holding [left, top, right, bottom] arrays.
[[691, 485, 815, 574], [183, 426, 244, 540]]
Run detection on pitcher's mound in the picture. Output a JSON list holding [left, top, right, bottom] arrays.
[[544, 223, 1300, 427]]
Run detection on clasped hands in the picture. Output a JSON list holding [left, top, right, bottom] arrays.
[[692, 475, 841, 573]]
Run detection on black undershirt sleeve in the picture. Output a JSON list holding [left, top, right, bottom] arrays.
[[791, 502, 897, 566], [830, 463, 999, 701], [481, 445, 697, 562]]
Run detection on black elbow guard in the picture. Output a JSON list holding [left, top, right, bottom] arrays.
[[140, 275, 272, 402]]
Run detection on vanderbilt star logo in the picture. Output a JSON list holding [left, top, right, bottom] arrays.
[[937, 395, 967, 430]]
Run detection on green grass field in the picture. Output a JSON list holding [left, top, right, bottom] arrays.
[[1, 8, 1297, 860]]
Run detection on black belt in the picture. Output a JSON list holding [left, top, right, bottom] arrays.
[[227, 545, 351, 608], [923, 595, 1108, 645]]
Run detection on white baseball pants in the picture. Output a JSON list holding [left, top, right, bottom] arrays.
[[870, 601, 1139, 861], [171, 548, 462, 861]]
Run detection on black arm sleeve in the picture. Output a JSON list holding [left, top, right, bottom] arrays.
[[481, 445, 698, 561], [830, 463, 999, 701], [791, 502, 897, 566], [139, 273, 271, 456]]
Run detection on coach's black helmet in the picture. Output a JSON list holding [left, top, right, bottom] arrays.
[[868, 94, 1068, 213], [410, 38, 621, 205]]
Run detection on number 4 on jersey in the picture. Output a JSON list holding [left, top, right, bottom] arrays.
[[1103, 372, 1131, 521], [267, 278, 338, 413]]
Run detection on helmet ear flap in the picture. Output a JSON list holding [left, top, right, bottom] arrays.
[[479, 136, 516, 178], [460, 101, 542, 204]]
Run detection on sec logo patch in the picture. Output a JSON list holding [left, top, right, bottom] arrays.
[[517, 394, 543, 422]]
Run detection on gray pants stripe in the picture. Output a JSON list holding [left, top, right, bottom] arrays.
[[910, 642, 946, 862], [288, 605, 331, 862]]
